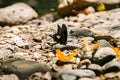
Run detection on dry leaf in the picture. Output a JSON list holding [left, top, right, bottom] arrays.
[[84, 39, 91, 52], [93, 43, 100, 51], [56, 49, 79, 62], [113, 47, 120, 60]]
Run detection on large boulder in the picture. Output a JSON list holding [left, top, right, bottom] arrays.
[[0, 3, 38, 26]]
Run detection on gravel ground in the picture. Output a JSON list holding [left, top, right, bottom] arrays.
[[0, 8, 120, 80]]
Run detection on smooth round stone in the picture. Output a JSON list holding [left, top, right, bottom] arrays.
[[61, 69, 96, 78], [93, 47, 116, 66]]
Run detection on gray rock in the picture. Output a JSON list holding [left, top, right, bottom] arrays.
[[1, 58, 51, 79], [0, 3, 38, 25], [61, 69, 96, 78], [103, 58, 120, 73], [97, 40, 113, 48], [88, 64, 103, 76], [70, 29, 95, 38], [93, 47, 116, 66]]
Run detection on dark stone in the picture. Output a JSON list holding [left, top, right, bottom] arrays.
[[70, 29, 95, 38], [0, 58, 51, 80]]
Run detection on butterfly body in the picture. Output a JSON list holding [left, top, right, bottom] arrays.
[[52, 24, 67, 45]]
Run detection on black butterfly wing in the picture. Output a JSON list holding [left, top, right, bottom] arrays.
[[57, 25, 61, 35], [52, 24, 67, 45], [59, 24, 67, 45], [52, 25, 61, 43]]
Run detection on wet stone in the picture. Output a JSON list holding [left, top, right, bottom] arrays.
[[93, 47, 116, 66], [0, 58, 51, 79]]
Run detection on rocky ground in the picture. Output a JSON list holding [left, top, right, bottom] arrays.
[[0, 2, 120, 80]]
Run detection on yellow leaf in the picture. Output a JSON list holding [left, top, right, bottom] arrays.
[[97, 3, 105, 11], [56, 49, 79, 62], [113, 47, 120, 60], [93, 43, 100, 51], [84, 39, 90, 52]]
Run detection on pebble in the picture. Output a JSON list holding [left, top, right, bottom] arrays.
[[61, 69, 96, 78], [61, 74, 77, 80], [88, 64, 103, 76], [0, 3, 38, 25]]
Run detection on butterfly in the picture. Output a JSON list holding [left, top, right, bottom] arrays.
[[56, 49, 79, 62], [52, 24, 67, 45]]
